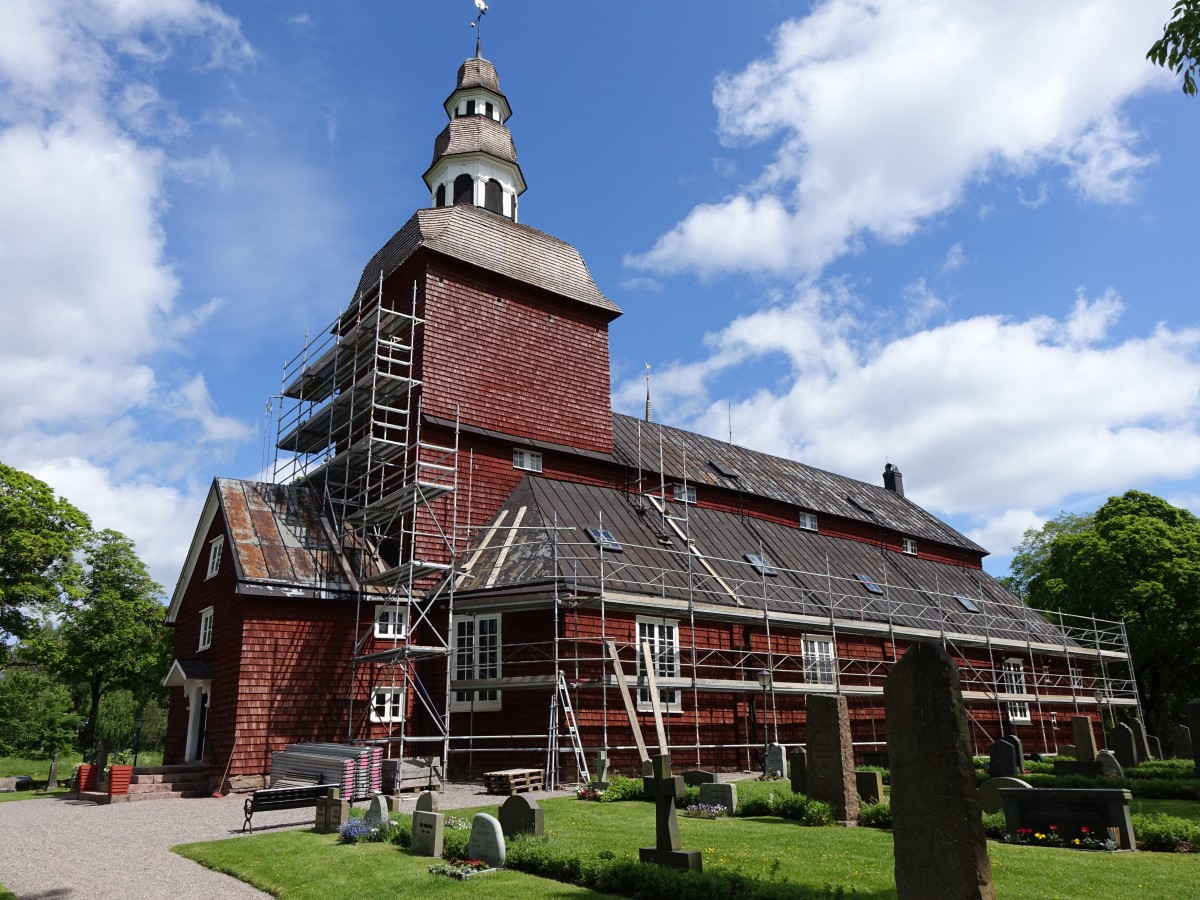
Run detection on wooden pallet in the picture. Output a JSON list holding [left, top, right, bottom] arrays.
[[483, 768, 544, 795]]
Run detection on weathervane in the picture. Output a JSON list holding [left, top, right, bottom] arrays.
[[471, 0, 488, 58]]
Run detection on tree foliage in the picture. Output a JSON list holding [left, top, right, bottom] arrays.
[[1148, 0, 1200, 96], [1016, 490, 1200, 736], [0, 668, 79, 758], [0, 462, 91, 642]]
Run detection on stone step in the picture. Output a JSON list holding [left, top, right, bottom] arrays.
[[131, 772, 208, 786], [133, 764, 205, 776], [125, 789, 209, 802]]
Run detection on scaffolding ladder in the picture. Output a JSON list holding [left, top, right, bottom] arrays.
[[546, 670, 589, 788]]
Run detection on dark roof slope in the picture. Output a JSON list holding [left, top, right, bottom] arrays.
[[456, 477, 1058, 645], [611, 414, 984, 554], [352, 206, 621, 318]]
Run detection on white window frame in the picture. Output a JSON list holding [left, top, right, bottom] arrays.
[[198, 607, 213, 651], [451, 615, 502, 711], [672, 483, 697, 504], [803, 634, 836, 686], [636, 617, 681, 713], [798, 512, 818, 532], [1003, 658, 1031, 723], [512, 448, 543, 472], [374, 603, 408, 639], [370, 686, 406, 723], [206, 536, 224, 579], [902, 537, 917, 556]]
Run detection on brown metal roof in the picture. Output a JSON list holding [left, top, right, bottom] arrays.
[[351, 206, 621, 318], [611, 414, 985, 554], [215, 478, 353, 595], [455, 477, 1065, 645]]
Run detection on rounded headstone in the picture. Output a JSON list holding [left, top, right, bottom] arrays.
[[976, 777, 1031, 814]]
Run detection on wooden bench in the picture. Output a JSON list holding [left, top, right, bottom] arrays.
[[483, 768, 544, 795], [242, 783, 336, 833]]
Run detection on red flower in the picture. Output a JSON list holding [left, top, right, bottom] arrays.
[[1080, 827, 1090, 834], [1049, 825, 1058, 832]]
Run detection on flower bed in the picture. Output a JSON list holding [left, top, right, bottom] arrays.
[[1001, 824, 1115, 851], [682, 803, 729, 819], [428, 858, 496, 880]]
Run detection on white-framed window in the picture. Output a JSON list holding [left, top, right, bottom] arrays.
[[745, 554, 777, 576], [370, 687, 405, 723], [585, 527, 622, 552], [636, 617, 681, 712], [798, 512, 818, 532], [1003, 659, 1031, 723], [206, 536, 224, 579], [512, 448, 543, 472], [902, 537, 917, 556], [374, 604, 408, 639], [198, 607, 214, 651], [672, 483, 697, 504], [451, 615, 501, 711], [803, 634, 835, 685]]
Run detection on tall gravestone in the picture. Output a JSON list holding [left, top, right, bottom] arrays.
[[806, 695, 859, 823], [766, 743, 788, 778], [1133, 719, 1154, 761], [1000, 735, 1024, 772], [1187, 698, 1200, 775], [855, 770, 884, 804], [1072, 715, 1098, 761], [1166, 724, 1192, 761], [789, 746, 808, 794], [364, 793, 391, 825], [1111, 723, 1139, 769], [411, 810, 444, 857], [886, 642, 995, 900], [467, 813, 506, 868], [988, 741, 1018, 778], [638, 754, 702, 871]]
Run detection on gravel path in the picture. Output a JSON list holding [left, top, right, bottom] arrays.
[[0, 782, 577, 899]]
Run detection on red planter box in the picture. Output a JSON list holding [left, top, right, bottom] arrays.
[[77, 764, 98, 793], [108, 765, 133, 796]]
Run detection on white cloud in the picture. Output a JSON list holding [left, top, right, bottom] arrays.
[[941, 243, 966, 274], [627, 0, 1169, 278]]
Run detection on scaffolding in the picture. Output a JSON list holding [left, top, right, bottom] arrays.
[[273, 275, 460, 774]]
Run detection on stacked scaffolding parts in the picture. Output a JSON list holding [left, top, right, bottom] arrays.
[[273, 276, 459, 774]]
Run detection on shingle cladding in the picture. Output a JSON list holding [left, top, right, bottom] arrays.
[[611, 413, 984, 554], [431, 116, 518, 165], [352, 206, 620, 317], [456, 477, 1063, 645], [215, 478, 351, 594]]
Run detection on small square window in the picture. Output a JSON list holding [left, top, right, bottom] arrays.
[[745, 554, 777, 576], [513, 448, 543, 472], [672, 483, 697, 504], [798, 512, 818, 532], [955, 596, 981, 613], [198, 607, 213, 651], [370, 687, 405, 723], [374, 604, 408, 639], [902, 537, 917, 556], [206, 536, 224, 579], [854, 572, 884, 595], [585, 527, 622, 552]]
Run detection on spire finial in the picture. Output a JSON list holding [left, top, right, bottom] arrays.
[[644, 363, 653, 423], [471, 1, 489, 58]]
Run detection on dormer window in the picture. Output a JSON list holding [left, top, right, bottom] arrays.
[[798, 512, 818, 532], [513, 448, 542, 472], [902, 537, 917, 556], [206, 536, 223, 580], [672, 484, 696, 504]]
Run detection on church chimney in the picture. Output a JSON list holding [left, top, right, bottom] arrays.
[[883, 463, 904, 497]]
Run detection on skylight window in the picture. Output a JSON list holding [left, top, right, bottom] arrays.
[[955, 596, 981, 613], [585, 527, 622, 552], [854, 572, 884, 595], [745, 554, 777, 576]]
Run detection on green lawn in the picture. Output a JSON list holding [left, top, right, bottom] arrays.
[[1133, 798, 1200, 822], [174, 794, 1200, 900], [0, 787, 70, 803]]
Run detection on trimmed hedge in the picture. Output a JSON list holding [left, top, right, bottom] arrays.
[[1132, 814, 1200, 853]]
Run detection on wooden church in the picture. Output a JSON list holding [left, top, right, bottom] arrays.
[[163, 37, 1138, 789]]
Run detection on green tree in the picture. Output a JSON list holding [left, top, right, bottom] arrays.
[[1017, 490, 1200, 737], [0, 462, 91, 643], [1148, 0, 1200, 95], [1001, 510, 1093, 600], [26, 529, 170, 750], [0, 668, 81, 787]]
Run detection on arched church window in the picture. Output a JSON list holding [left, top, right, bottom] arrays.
[[435, 184, 446, 207], [453, 174, 474, 205], [484, 179, 503, 214]]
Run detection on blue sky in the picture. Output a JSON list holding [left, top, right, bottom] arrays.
[[2, 1, 1198, 592]]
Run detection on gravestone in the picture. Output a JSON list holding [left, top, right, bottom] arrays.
[[593, 752, 611, 788], [1111, 723, 1139, 769], [806, 695, 859, 823], [1056, 744, 1077, 758], [885, 642, 995, 900], [1166, 724, 1192, 760], [855, 770, 884, 804], [765, 743, 788, 778], [638, 754, 702, 871], [314, 788, 347, 833], [467, 813, 506, 868], [976, 777, 1030, 815], [411, 810, 444, 858], [998, 786, 1136, 851], [1096, 749, 1124, 778], [1001, 735, 1024, 772], [415, 790, 439, 813], [682, 769, 716, 786], [499, 794, 544, 838], [699, 782, 737, 815], [789, 746, 808, 794], [1188, 698, 1200, 775], [364, 793, 390, 825], [1133, 719, 1154, 761], [1072, 715, 1098, 762], [988, 741, 1019, 778]]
